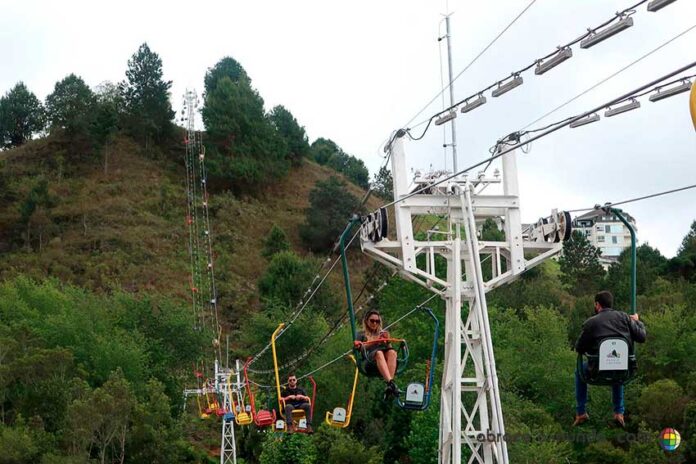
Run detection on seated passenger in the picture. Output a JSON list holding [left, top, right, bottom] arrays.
[[355, 310, 399, 399], [573, 291, 646, 428], [280, 373, 312, 432]]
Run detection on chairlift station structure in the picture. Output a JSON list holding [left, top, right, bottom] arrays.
[[359, 133, 572, 464]]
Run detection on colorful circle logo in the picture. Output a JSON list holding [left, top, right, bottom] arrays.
[[659, 428, 681, 452]]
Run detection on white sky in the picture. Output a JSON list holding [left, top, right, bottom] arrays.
[[2, 0, 695, 257]]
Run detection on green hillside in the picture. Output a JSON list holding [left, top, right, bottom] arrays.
[[0, 134, 377, 325]]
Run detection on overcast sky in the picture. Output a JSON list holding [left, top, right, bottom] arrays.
[[2, 0, 694, 257]]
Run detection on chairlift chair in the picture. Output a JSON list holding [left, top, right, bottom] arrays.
[[271, 323, 317, 433], [243, 357, 276, 428], [394, 307, 440, 411], [325, 355, 360, 428]]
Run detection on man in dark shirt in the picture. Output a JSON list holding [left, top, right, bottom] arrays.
[[280, 373, 311, 432], [574, 291, 647, 427]]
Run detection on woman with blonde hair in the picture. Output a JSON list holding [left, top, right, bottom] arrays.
[[355, 309, 399, 399]]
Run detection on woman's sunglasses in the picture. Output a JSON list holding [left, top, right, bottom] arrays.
[[368, 318, 380, 323]]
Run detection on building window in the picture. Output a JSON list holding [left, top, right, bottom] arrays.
[[596, 225, 603, 232], [605, 225, 611, 233], [612, 236, 618, 244], [598, 236, 605, 242]]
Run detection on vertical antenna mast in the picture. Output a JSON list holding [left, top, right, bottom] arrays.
[[444, 14, 458, 172]]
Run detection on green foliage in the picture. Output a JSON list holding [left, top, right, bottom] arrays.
[[605, 243, 668, 308], [92, 82, 120, 150], [678, 220, 696, 256], [310, 138, 369, 189], [120, 43, 174, 147], [637, 379, 687, 430], [45, 74, 96, 147], [559, 230, 605, 296], [17, 177, 57, 251], [640, 305, 696, 386], [202, 73, 289, 192], [313, 426, 383, 464], [488, 261, 566, 311], [269, 105, 310, 165], [0, 277, 206, 462], [0, 82, 45, 148], [204, 56, 248, 94], [668, 220, 696, 281], [502, 392, 573, 464], [300, 176, 361, 252], [262, 224, 291, 259], [371, 165, 393, 200], [259, 433, 316, 464], [0, 421, 40, 464], [580, 441, 629, 464], [64, 370, 136, 462], [404, 388, 440, 463], [258, 251, 316, 307], [493, 306, 576, 420]]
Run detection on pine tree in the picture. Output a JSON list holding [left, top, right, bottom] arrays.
[[203, 56, 248, 94], [120, 43, 174, 150], [269, 105, 310, 165], [0, 82, 45, 148], [372, 165, 393, 200], [202, 58, 289, 192], [300, 176, 361, 252], [558, 230, 605, 296], [262, 224, 291, 259], [678, 220, 696, 257], [45, 74, 96, 136]]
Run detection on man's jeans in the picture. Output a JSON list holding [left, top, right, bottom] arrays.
[[284, 402, 311, 426], [575, 362, 624, 414]]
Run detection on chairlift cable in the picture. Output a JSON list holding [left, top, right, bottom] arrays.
[[566, 183, 696, 213]]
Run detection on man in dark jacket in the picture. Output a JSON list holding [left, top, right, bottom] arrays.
[[280, 373, 312, 432], [574, 291, 646, 427]]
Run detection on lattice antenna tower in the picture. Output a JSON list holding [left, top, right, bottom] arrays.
[[182, 90, 220, 342]]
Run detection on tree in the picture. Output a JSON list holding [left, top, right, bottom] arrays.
[[300, 177, 361, 252], [668, 220, 696, 281], [92, 82, 121, 174], [310, 138, 340, 165], [258, 251, 316, 306], [637, 379, 687, 430], [605, 243, 668, 307], [371, 165, 393, 200], [18, 178, 56, 251], [257, 251, 338, 316], [404, 387, 440, 463], [202, 69, 289, 191], [203, 56, 248, 94], [260, 433, 316, 464], [558, 231, 605, 296], [269, 105, 310, 165], [0, 82, 45, 148], [45, 74, 96, 138], [309, 138, 370, 188], [262, 224, 291, 259], [120, 43, 174, 150], [65, 370, 135, 464], [678, 220, 696, 257]]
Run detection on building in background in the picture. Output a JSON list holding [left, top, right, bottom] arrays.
[[572, 210, 637, 268]]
